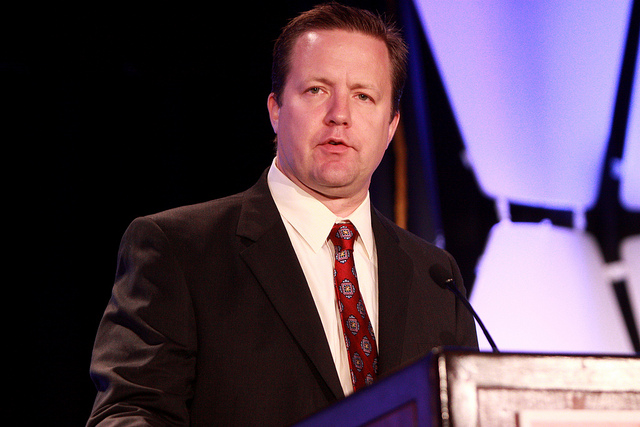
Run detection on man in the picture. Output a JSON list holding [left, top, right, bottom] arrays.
[[87, 3, 478, 426]]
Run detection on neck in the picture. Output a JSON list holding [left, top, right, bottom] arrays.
[[293, 177, 368, 218], [311, 190, 367, 218]]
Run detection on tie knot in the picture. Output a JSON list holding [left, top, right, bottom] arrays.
[[329, 221, 358, 250]]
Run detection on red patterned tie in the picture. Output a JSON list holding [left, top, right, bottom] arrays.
[[329, 221, 378, 391]]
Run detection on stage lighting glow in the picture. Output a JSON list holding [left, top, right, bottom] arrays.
[[414, 0, 632, 211], [470, 221, 632, 354]]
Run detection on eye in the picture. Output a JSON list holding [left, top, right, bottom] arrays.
[[357, 93, 372, 102], [307, 87, 321, 95]]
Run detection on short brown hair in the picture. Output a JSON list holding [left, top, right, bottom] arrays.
[[271, 2, 408, 117]]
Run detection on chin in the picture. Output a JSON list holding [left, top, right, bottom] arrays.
[[315, 169, 356, 187]]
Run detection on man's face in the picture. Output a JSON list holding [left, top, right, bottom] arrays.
[[268, 29, 400, 204]]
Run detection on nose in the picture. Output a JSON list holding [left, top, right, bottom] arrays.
[[324, 93, 351, 127]]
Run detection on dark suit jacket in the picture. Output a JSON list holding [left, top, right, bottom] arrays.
[[87, 170, 477, 426]]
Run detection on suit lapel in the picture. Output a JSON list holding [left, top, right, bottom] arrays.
[[372, 210, 414, 375], [236, 172, 344, 400]]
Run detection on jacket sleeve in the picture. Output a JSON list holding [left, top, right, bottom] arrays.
[[87, 217, 197, 426]]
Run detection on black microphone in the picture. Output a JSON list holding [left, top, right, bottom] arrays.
[[429, 264, 499, 353]]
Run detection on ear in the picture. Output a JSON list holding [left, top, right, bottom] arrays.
[[387, 111, 400, 147], [267, 93, 280, 134]]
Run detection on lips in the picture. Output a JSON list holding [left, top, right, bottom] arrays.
[[319, 138, 350, 153], [321, 137, 350, 147]]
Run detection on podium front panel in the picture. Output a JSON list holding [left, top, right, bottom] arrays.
[[436, 351, 640, 426]]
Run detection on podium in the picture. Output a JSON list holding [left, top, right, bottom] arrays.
[[295, 349, 640, 426]]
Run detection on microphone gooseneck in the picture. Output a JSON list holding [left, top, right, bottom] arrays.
[[429, 264, 499, 353]]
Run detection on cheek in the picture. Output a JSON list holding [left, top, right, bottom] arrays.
[[276, 108, 314, 159], [365, 127, 394, 169], [280, 106, 325, 149], [358, 112, 394, 149]]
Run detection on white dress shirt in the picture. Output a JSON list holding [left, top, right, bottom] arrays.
[[267, 160, 379, 395]]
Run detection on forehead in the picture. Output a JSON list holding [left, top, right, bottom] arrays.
[[289, 29, 392, 88]]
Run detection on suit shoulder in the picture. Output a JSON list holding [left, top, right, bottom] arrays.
[[142, 170, 271, 236], [146, 192, 244, 232], [117, 192, 248, 272], [117, 192, 246, 257]]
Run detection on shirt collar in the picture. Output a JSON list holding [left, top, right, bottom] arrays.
[[267, 159, 374, 259]]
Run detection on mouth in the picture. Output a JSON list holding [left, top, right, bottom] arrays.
[[319, 138, 350, 154], [322, 138, 349, 147]]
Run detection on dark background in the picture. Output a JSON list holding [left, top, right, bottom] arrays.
[[4, 1, 637, 424]]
